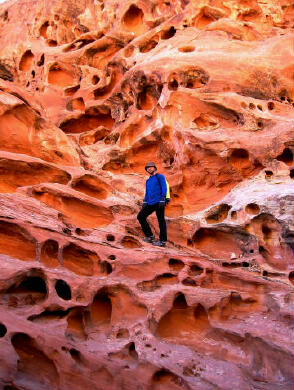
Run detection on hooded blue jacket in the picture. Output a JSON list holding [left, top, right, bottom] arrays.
[[144, 173, 167, 205]]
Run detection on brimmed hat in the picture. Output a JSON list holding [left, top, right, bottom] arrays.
[[145, 161, 157, 171]]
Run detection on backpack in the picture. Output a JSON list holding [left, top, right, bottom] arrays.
[[155, 173, 170, 203]]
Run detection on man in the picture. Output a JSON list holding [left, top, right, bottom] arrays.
[[137, 161, 168, 247]]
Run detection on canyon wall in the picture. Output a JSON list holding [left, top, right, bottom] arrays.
[[0, 0, 293, 389]]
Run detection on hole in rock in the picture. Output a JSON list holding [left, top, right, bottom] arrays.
[[249, 103, 255, 109], [33, 190, 113, 228], [189, 264, 203, 276], [137, 273, 178, 292], [261, 225, 272, 240], [242, 262, 249, 267], [193, 304, 210, 329], [40, 240, 59, 268], [193, 113, 218, 129], [19, 50, 34, 71], [79, 127, 111, 146], [229, 148, 249, 169], [156, 297, 210, 348], [99, 261, 112, 275], [121, 236, 141, 248], [169, 258, 184, 271], [0, 159, 71, 193], [290, 169, 294, 179], [289, 271, 294, 285], [137, 89, 158, 110], [181, 69, 208, 88], [72, 174, 111, 199], [116, 328, 130, 338], [0, 221, 36, 261], [28, 309, 69, 323], [161, 26, 176, 39], [191, 228, 241, 259], [122, 4, 144, 34], [277, 148, 293, 166], [62, 243, 98, 276], [11, 333, 58, 389], [37, 54, 45, 67], [0, 62, 13, 81], [195, 13, 214, 29], [205, 204, 231, 223], [48, 63, 75, 87], [265, 170, 273, 178], [64, 85, 80, 96], [279, 89, 289, 102], [257, 121, 263, 129], [168, 77, 178, 91], [93, 69, 121, 100], [0, 323, 7, 337], [47, 39, 57, 47], [108, 255, 116, 260], [90, 290, 112, 327], [245, 203, 260, 215], [259, 245, 268, 256], [178, 46, 195, 53], [66, 308, 86, 340], [55, 280, 71, 300], [173, 293, 188, 309], [222, 262, 243, 269], [139, 35, 159, 53], [152, 369, 185, 389], [69, 348, 82, 363], [62, 227, 71, 235], [92, 75, 100, 84], [106, 234, 115, 242], [268, 101, 275, 110], [257, 104, 263, 111], [211, 292, 259, 321], [128, 342, 138, 359], [3, 275, 47, 307], [231, 211, 237, 220], [40, 21, 49, 38], [66, 97, 85, 111], [75, 228, 88, 236], [182, 277, 197, 286], [60, 110, 114, 133], [124, 45, 134, 57]]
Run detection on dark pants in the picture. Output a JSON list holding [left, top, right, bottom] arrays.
[[137, 203, 167, 242]]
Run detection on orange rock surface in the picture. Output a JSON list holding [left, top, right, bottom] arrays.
[[0, 0, 293, 389]]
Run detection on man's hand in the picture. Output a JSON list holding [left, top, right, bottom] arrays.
[[158, 197, 166, 208]]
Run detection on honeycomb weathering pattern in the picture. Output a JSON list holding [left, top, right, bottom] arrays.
[[0, 0, 293, 389]]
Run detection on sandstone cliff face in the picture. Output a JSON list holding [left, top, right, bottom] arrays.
[[0, 0, 293, 389]]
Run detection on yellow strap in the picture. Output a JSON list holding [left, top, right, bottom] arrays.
[[166, 179, 170, 199]]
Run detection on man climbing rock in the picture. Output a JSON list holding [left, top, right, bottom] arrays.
[[137, 161, 169, 247]]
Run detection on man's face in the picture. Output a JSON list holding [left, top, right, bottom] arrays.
[[146, 166, 156, 175]]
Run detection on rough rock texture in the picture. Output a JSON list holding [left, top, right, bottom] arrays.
[[0, 0, 293, 389]]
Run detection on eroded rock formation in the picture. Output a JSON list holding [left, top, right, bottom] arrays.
[[0, 0, 293, 389]]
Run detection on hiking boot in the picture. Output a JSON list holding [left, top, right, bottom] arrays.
[[143, 235, 155, 243], [152, 240, 166, 247]]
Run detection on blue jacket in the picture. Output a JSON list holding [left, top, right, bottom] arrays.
[[144, 173, 167, 205]]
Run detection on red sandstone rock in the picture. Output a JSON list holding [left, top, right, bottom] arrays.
[[0, 0, 293, 389]]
